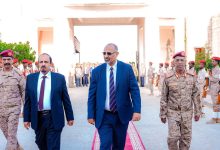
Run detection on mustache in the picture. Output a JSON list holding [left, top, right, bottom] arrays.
[[41, 66, 46, 68], [4, 63, 10, 66]]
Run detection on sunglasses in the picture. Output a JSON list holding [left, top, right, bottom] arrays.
[[102, 52, 115, 56]]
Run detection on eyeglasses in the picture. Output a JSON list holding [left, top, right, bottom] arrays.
[[102, 52, 115, 56]]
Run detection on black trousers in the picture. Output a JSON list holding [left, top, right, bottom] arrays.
[[35, 111, 62, 150]]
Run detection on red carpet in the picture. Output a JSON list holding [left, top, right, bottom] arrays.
[[92, 122, 146, 150]]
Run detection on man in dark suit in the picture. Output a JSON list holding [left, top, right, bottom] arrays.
[[23, 53, 74, 150], [87, 43, 141, 150]]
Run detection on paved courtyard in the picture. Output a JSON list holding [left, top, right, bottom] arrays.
[[0, 87, 220, 150]]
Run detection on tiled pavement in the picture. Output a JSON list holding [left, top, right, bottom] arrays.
[[0, 87, 220, 150]]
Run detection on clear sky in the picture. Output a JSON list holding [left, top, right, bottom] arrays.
[[74, 25, 137, 63]]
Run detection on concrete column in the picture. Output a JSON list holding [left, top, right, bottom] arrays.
[[53, 18, 74, 80], [144, 16, 160, 66], [137, 19, 145, 79], [174, 18, 185, 53]]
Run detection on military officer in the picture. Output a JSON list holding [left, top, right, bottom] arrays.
[[158, 63, 165, 95], [207, 56, 220, 123], [13, 58, 19, 69], [164, 62, 170, 73], [160, 51, 201, 150], [188, 61, 196, 75], [147, 61, 155, 95], [197, 60, 207, 115], [21, 59, 30, 77], [0, 49, 25, 150]]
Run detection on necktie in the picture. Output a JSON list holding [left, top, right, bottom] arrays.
[[109, 67, 117, 112], [39, 76, 47, 111]]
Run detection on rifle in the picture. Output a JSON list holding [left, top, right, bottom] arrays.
[[202, 77, 209, 98]]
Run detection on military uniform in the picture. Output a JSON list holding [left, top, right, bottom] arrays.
[[0, 50, 25, 150], [209, 64, 220, 121], [160, 51, 201, 150], [160, 71, 201, 150], [188, 67, 195, 75], [147, 64, 155, 95], [158, 67, 165, 93], [197, 60, 207, 114], [0, 67, 25, 150]]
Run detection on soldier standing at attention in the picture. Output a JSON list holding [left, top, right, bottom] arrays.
[[157, 63, 165, 96], [147, 61, 155, 96], [160, 51, 201, 150], [207, 56, 220, 123], [188, 61, 196, 75], [197, 60, 207, 115], [13, 58, 20, 70], [0, 49, 25, 150], [164, 62, 170, 73]]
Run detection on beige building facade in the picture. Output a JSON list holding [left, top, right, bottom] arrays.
[[208, 14, 220, 56]]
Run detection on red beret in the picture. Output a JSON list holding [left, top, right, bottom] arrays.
[[159, 63, 163, 66], [188, 61, 195, 64], [22, 59, 29, 63], [212, 57, 220, 61], [28, 60, 32, 65], [13, 58, 18, 64], [0, 49, 14, 58], [35, 61, 39, 65], [172, 51, 185, 59], [199, 60, 206, 64]]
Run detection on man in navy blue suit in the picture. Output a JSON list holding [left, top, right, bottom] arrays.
[[23, 53, 74, 150], [88, 43, 141, 150]]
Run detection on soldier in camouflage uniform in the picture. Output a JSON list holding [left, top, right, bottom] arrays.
[[197, 60, 207, 115], [188, 61, 196, 75], [147, 61, 155, 95], [0, 50, 25, 150], [158, 63, 165, 95], [207, 57, 220, 123], [160, 51, 201, 150]]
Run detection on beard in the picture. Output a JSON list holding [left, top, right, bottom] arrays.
[[104, 58, 110, 63]]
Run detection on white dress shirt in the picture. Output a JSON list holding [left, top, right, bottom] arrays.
[[105, 61, 117, 111], [37, 72, 52, 110]]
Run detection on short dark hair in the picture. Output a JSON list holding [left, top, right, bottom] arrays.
[[38, 53, 52, 64]]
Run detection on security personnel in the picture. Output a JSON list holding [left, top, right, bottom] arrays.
[[207, 56, 220, 123], [197, 60, 207, 115], [21, 59, 30, 77], [188, 61, 196, 75], [0, 49, 25, 150], [158, 63, 165, 95], [147, 61, 155, 95], [160, 51, 201, 150], [164, 62, 170, 73], [13, 58, 18, 68]]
